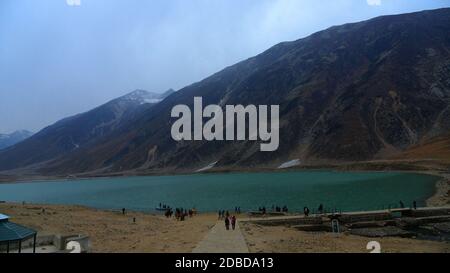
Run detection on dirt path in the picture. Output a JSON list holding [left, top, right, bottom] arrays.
[[192, 220, 249, 253]]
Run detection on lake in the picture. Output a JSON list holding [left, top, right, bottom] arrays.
[[0, 171, 439, 213]]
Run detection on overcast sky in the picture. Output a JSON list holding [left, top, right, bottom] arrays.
[[1, 0, 449, 133]]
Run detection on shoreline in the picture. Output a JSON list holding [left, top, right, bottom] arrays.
[[426, 173, 450, 207], [1, 157, 449, 184], [0, 166, 445, 183]]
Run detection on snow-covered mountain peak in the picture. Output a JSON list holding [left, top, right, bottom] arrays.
[[120, 89, 173, 105]]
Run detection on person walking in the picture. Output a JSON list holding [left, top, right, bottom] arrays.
[[231, 215, 236, 230], [225, 216, 230, 230]]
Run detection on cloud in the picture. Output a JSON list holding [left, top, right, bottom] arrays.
[[66, 0, 81, 6], [367, 0, 381, 6]]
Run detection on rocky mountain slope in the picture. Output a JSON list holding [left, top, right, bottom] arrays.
[[1, 8, 449, 175], [0, 90, 173, 171]]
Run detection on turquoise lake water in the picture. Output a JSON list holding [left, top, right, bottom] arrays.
[[0, 171, 438, 213]]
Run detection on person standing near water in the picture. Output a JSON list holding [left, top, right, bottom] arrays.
[[225, 216, 230, 230], [304, 207, 310, 217], [318, 204, 324, 214]]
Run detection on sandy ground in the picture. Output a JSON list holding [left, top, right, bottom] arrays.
[[2, 202, 450, 253], [0, 203, 216, 253], [240, 223, 450, 253]]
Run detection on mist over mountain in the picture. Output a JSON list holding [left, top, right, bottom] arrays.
[[0, 8, 449, 176]]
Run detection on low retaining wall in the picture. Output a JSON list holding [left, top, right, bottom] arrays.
[[338, 212, 393, 224], [248, 216, 323, 227], [401, 208, 450, 218]]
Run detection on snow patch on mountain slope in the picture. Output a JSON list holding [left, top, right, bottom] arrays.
[[195, 161, 218, 172], [122, 89, 172, 105], [278, 159, 301, 169], [142, 98, 163, 104]]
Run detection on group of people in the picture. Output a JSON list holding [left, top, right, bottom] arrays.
[[399, 200, 418, 210], [218, 210, 229, 219], [126, 199, 422, 224], [158, 203, 170, 210], [256, 205, 289, 214], [218, 210, 237, 230], [172, 207, 197, 221], [303, 200, 420, 217], [304, 204, 323, 216], [225, 215, 237, 230], [253, 204, 316, 217], [164, 208, 174, 218], [271, 205, 289, 213], [160, 204, 197, 221]]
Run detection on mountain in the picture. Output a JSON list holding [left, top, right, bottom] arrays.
[[1, 8, 450, 176], [121, 89, 175, 105], [391, 134, 450, 164], [0, 130, 33, 150], [0, 89, 173, 171]]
